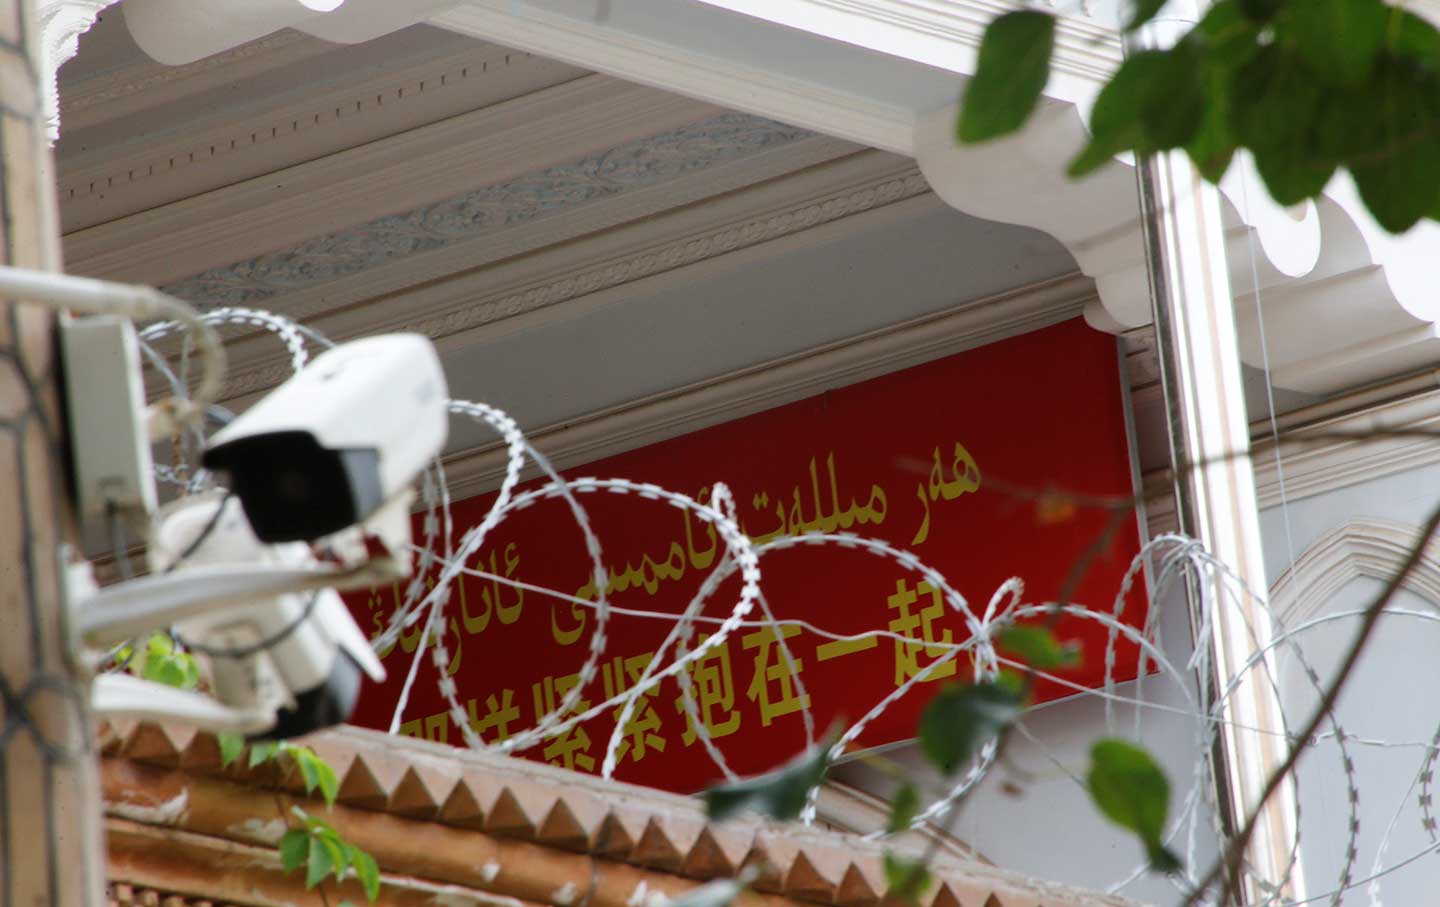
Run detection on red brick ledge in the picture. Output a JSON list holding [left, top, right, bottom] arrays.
[[99, 721, 1140, 907]]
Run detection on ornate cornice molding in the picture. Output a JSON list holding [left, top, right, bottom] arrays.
[[1268, 517, 1440, 624], [1251, 384, 1440, 509], [211, 160, 930, 403], [59, 29, 314, 126], [58, 39, 586, 233], [63, 76, 723, 285], [162, 113, 817, 307]]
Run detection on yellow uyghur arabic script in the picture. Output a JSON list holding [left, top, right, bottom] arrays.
[[742, 452, 888, 544], [911, 442, 982, 545]]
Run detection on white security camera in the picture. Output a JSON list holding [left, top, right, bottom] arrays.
[[76, 333, 452, 739], [159, 495, 386, 739], [203, 333, 448, 543], [82, 493, 392, 739]]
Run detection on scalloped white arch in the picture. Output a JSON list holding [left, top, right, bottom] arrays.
[[1267, 517, 1440, 626]]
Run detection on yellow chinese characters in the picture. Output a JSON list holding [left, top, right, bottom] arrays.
[[468, 690, 520, 744], [674, 633, 741, 746], [601, 652, 667, 764], [532, 673, 594, 772], [887, 578, 956, 685], [742, 624, 811, 726]]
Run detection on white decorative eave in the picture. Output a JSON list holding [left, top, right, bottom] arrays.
[[684, 0, 1128, 103], [430, 0, 918, 155], [912, 98, 1321, 340], [82, 0, 1440, 396], [120, 0, 463, 65], [38, 0, 122, 141]]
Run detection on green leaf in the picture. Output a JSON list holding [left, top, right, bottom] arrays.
[[917, 681, 1025, 776], [1388, 9, 1440, 64], [249, 741, 281, 769], [1195, 0, 1261, 69], [279, 828, 310, 873], [1231, 45, 1335, 204], [1349, 60, 1440, 233], [886, 783, 921, 834], [1184, 71, 1237, 182], [703, 738, 833, 822], [306, 835, 335, 889], [1124, 0, 1166, 33], [882, 852, 932, 905], [1182, 1, 1260, 182], [1137, 44, 1206, 150], [297, 750, 321, 798], [320, 832, 349, 882], [958, 11, 1056, 143], [1283, 0, 1388, 85], [142, 653, 187, 688], [1069, 51, 1168, 176], [1236, 0, 1280, 23], [1086, 738, 1176, 871], [997, 625, 1080, 669], [1148, 843, 1183, 874], [181, 654, 200, 689], [349, 847, 381, 904], [218, 733, 246, 769], [146, 633, 174, 657], [314, 757, 339, 808]]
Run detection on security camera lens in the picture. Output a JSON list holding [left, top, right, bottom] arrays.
[[277, 469, 310, 504], [202, 431, 382, 542]]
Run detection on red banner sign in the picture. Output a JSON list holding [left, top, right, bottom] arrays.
[[346, 319, 1146, 793]]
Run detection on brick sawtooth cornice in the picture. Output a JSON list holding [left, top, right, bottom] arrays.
[[100, 721, 1138, 907]]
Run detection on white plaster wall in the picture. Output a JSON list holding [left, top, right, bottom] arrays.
[[1258, 462, 1440, 905], [832, 461, 1440, 907], [831, 564, 1220, 907]]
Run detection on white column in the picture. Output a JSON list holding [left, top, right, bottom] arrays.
[[1137, 141, 1305, 904]]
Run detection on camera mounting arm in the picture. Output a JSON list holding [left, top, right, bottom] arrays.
[[92, 672, 278, 734], [72, 559, 397, 650]]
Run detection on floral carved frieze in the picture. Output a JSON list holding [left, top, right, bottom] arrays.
[[162, 113, 815, 307], [214, 166, 931, 402]]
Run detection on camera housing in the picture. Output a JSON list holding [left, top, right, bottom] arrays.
[[154, 494, 388, 740], [203, 333, 448, 543]]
